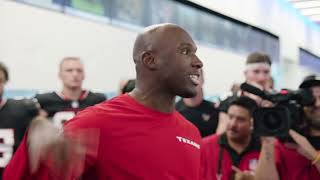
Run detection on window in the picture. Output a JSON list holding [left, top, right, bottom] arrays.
[[69, 0, 106, 16], [300, 48, 320, 73], [149, 0, 178, 25], [111, 0, 147, 26]]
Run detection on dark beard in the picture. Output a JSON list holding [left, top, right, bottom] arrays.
[[306, 117, 320, 130]]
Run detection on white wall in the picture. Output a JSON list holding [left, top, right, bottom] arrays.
[[2, 0, 318, 97], [0, 0, 139, 92], [0, 0, 246, 96], [188, 0, 320, 88]]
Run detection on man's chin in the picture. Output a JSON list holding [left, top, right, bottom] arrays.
[[179, 90, 197, 98], [228, 135, 241, 142], [309, 118, 320, 130], [68, 85, 82, 89]]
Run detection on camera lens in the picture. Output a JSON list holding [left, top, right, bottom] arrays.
[[263, 112, 282, 129]]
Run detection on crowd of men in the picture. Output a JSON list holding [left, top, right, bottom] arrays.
[[0, 23, 319, 180]]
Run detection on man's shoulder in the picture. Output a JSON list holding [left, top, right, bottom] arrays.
[[87, 91, 107, 102], [34, 92, 57, 102], [66, 95, 131, 121], [201, 99, 219, 112], [7, 98, 35, 106], [6, 98, 38, 115], [202, 134, 220, 147], [63, 95, 142, 131], [175, 111, 198, 130]]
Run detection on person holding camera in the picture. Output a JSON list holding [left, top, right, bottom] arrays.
[[201, 96, 258, 180], [216, 52, 273, 134], [256, 74, 320, 180]]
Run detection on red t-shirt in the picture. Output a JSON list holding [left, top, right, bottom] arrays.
[[275, 140, 320, 180], [201, 134, 260, 180], [3, 94, 201, 180]]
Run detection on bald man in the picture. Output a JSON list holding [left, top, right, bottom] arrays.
[[4, 24, 203, 180]]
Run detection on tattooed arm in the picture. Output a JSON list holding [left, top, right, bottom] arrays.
[[255, 137, 279, 180]]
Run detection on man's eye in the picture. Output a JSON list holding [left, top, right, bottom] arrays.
[[181, 48, 190, 55]]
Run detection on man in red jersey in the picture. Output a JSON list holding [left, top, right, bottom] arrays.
[[201, 96, 259, 180], [255, 74, 320, 180], [3, 23, 203, 180]]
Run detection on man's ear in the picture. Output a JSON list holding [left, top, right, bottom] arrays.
[[141, 51, 157, 70]]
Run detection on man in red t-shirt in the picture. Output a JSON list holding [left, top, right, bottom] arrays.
[[3, 23, 203, 180], [256, 75, 320, 180], [201, 96, 258, 180]]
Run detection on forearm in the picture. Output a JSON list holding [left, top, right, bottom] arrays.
[[216, 112, 228, 135], [315, 162, 320, 173], [311, 151, 320, 173], [255, 143, 279, 180]]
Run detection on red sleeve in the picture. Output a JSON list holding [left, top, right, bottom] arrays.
[[200, 140, 208, 180]]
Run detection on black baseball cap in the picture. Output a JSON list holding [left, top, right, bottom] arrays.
[[299, 74, 320, 89]]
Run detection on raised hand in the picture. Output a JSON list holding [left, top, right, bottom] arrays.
[[232, 166, 255, 180], [288, 129, 317, 161]]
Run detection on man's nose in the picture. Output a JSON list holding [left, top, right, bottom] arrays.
[[192, 56, 203, 69], [229, 118, 237, 127]]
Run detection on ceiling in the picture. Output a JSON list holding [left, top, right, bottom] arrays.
[[286, 0, 320, 24]]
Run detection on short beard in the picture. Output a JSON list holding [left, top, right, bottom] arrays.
[[307, 117, 320, 130]]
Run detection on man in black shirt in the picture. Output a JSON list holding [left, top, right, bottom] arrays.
[[34, 57, 106, 128], [176, 70, 219, 137], [0, 62, 39, 178]]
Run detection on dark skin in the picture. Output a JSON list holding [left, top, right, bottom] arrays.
[[27, 24, 203, 176], [129, 24, 203, 113]]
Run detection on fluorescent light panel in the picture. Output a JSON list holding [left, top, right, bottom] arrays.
[[309, 14, 320, 20], [300, 8, 320, 15], [293, 1, 320, 9]]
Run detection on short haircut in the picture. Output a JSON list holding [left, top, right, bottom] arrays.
[[0, 62, 9, 82], [59, 57, 81, 70], [228, 96, 258, 115], [246, 52, 272, 66]]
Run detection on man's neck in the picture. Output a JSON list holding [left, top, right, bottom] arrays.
[[0, 96, 6, 110], [129, 88, 176, 113], [61, 87, 83, 101], [227, 136, 251, 154]]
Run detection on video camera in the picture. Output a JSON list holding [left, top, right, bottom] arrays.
[[240, 83, 314, 138]]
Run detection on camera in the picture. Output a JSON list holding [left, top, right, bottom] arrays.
[[240, 83, 314, 138]]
